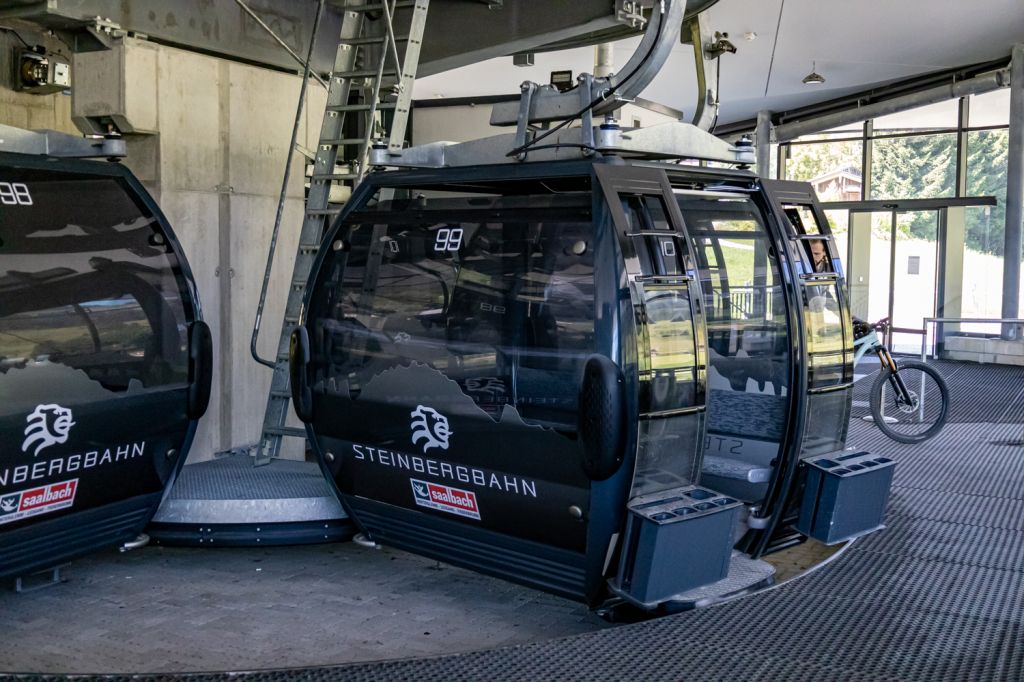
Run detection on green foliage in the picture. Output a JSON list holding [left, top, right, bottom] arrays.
[[783, 127, 1010, 255], [965, 129, 1009, 256]]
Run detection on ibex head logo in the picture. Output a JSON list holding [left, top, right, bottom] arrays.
[[410, 405, 452, 453], [22, 404, 75, 456]]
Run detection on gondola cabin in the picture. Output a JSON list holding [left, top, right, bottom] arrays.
[[292, 127, 895, 610], [0, 147, 210, 580]]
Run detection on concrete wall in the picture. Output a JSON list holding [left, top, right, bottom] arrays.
[[66, 38, 327, 463]]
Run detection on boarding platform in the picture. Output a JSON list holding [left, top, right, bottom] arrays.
[[148, 453, 352, 547], [0, 360, 1019, 680]]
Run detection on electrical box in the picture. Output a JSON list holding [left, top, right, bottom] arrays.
[[797, 451, 895, 544], [17, 48, 71, 95], [612, 486, 741, 608]]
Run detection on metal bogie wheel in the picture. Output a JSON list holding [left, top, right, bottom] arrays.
[[869, 360, 950, 443]]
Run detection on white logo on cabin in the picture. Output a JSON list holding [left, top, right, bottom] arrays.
[[410, 405, 452, 453], [21, 404, 75, 456]]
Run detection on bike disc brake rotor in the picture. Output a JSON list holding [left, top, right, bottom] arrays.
[[895, 390, 920, 414]]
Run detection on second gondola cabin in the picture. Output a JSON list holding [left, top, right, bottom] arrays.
[[0, 143, 211, 581], [291, 123, 895, 611]]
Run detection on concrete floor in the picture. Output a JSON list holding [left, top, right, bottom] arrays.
[[0, 540, 607, 675], [0, 526, 843, 675]]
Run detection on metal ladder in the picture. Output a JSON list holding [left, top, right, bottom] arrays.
[[253, 0, 430, 465]]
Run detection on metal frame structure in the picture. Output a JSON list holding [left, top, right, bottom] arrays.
[[0, 124, 126, 160]]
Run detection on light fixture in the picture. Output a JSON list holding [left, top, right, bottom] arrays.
[[802, 62, 825, 85]]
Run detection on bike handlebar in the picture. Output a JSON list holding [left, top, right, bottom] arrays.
[[852, 316, 889, 340]]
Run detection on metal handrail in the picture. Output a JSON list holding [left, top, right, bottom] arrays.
[[249, 0, 326, 369], [920, 316, 1024, 361]]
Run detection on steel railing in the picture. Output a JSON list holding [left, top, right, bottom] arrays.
[[920, 316, 1024, 361]]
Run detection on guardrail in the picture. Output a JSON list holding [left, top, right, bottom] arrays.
[[920, 317, 1024, 361]]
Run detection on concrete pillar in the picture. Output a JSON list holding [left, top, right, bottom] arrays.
[[71, 38, 327, 462], [1002, 44, 1024, 334], [755, 110, 772, 177]]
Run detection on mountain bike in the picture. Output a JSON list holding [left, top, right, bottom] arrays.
[[852, 317, 950, 443]]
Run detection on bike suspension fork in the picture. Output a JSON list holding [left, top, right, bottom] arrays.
[[876, 348, 913, 404]]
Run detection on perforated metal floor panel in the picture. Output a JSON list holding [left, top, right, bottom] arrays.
[[148, 454, 351, 546]]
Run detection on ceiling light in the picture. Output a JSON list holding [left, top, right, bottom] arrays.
[[743, 31, 757, 41], [802, 62, 826, 85]]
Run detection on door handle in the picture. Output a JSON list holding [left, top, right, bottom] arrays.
[[187, 321, 213, 420], [578, 354, 626, 480], [290, 325, 313, 423]]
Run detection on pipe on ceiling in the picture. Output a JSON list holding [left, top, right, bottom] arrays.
[[774, 68, 1012, 142]]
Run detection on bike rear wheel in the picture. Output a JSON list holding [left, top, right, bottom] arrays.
[[869, 360, 949, 443]]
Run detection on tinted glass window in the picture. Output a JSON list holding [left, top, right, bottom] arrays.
[[677, 194, 790, 500], [309, 189, 596, 429], [0, 167, 190, 419]]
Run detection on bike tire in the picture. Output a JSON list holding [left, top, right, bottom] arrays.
[[869, 360, 950, 444]]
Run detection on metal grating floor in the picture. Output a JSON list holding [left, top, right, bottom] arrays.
[[159, 455, 338, 501], [15, 361, 1024, 681], [149, 454, 348, 528], [853, 357, 1024, 424]]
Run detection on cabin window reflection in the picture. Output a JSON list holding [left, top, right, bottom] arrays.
[[0, 172, 190, 414], [313, 189, 596, 430]]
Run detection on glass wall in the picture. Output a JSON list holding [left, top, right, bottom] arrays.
[[778, 93, 1015, 353]]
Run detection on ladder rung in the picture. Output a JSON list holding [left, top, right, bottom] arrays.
[[335, 68, 397, 79], [321, 138, 372, 146], [338, 1, 415, 13], [312, 172, 361, 181], [270, 390, 292, 399], [264, 426, 307, 438], [306, 208, 343, 217], [338, 34, 408, 46], [326, 101, 396, 113]]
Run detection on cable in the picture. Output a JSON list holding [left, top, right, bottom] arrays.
[[0, 26, 32, 48], [763, 0, 786, 97], [505, 3, 666, 158]]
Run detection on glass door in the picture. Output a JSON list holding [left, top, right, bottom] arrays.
[[848, 209, 941, 353], [891, 210, 939, 353]]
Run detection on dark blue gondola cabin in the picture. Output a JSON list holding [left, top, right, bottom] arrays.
[[0, 151, 210, 579], [293, 157, 894, 609]]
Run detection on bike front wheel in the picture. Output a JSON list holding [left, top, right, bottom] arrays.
[[869, 360, 950, 444]]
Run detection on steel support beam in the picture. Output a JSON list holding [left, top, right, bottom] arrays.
[[489, 0, 686, 126], [775, 68, 1011, 142], [0, 124, 125, 158], [1002, 44, 1024, 334], [755, 110, 772, 177]]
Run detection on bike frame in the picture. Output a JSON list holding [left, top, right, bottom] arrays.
[[853, 327, 918, 415]]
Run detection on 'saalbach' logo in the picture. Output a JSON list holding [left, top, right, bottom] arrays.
[[410, 478, 480, 520], [410, 405, 452, 453], [22, 404, 75, 456]]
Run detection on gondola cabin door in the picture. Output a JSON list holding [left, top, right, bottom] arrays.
[[594, 164, 709, 505]]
